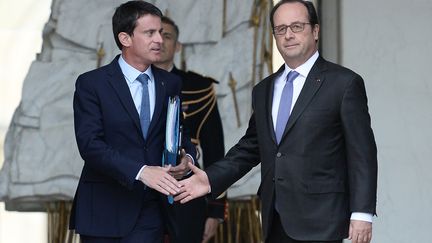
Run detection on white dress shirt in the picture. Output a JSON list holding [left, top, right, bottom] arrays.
[[272, 52, 318, 129], [118, 56, 157, 180], [118, 55, 156, 120], [271, 51, 372, 223]]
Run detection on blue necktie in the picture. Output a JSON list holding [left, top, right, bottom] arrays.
[[137, 73, 150, 139], [275, 70, 299, 144]]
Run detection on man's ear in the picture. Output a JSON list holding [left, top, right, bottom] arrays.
[[175, 41, 182, 54], [118, 32, 131, 48], [313, 24, 320, 41]]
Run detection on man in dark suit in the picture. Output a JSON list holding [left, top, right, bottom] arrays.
[[175, 1, 377, 243], [154, 16, 226, 243], [69, 1, 196, 242]]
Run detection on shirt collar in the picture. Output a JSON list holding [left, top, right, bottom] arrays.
[[118, 55, 154, 84], [282, 51, 319, 79]]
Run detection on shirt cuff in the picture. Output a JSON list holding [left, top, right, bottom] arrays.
[[185, 153, 195, 176], [135, 165, 147, 180], [350, 212, 373, 223]]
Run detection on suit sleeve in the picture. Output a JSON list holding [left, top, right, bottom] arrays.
[[178, 93, 197, 161], [180, 122, 197, 162], [340, 74, 377, 215], [73, 75, 143, 189], [199, 99, 226, 219], [206, 88, 261, 198]]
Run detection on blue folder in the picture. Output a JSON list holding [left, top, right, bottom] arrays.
[[162, 96, 181, 204]]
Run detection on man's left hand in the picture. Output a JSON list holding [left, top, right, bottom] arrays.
[[202, 217, 220, 243], [168, 149, 192, 179], [348, 220, 372, 243]]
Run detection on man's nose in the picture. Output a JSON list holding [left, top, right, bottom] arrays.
[[154, 32, 163, 43], [284, 28, 295, 39]]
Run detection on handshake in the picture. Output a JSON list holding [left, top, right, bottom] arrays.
[[138, 149, 210, 203]]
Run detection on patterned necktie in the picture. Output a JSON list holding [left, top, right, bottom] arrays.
[[137, 73, 150, 139], [275, 70, 299, 144]]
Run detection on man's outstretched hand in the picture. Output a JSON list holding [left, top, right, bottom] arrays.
[[174, 162, 211, 203]]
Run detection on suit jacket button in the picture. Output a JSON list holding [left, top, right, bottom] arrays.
[[276, 152, 282, 158], [272, 177, 275, 182]]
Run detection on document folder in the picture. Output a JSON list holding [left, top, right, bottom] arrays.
[[162, 96, 181, 204]]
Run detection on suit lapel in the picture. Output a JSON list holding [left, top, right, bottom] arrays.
[[281, 57, 327, 141], [147, 65, 166, 138], [107, 56, 142, 133]]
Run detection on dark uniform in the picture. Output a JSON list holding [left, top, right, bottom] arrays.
[[168, 66, 227, 243]]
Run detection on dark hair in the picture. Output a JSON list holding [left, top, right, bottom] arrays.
[[270, 0, 319, 29], [161, 16, 180, 40], [112, 1, 163, 50]]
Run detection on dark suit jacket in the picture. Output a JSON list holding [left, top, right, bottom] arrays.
[[206, 57, 377, 241], [69, 56, 195, 237]]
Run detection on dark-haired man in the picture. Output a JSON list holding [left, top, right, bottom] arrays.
[[175, 1, 378, 243], [154, 16, 226, 243], [69, 1, 195, 242]]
